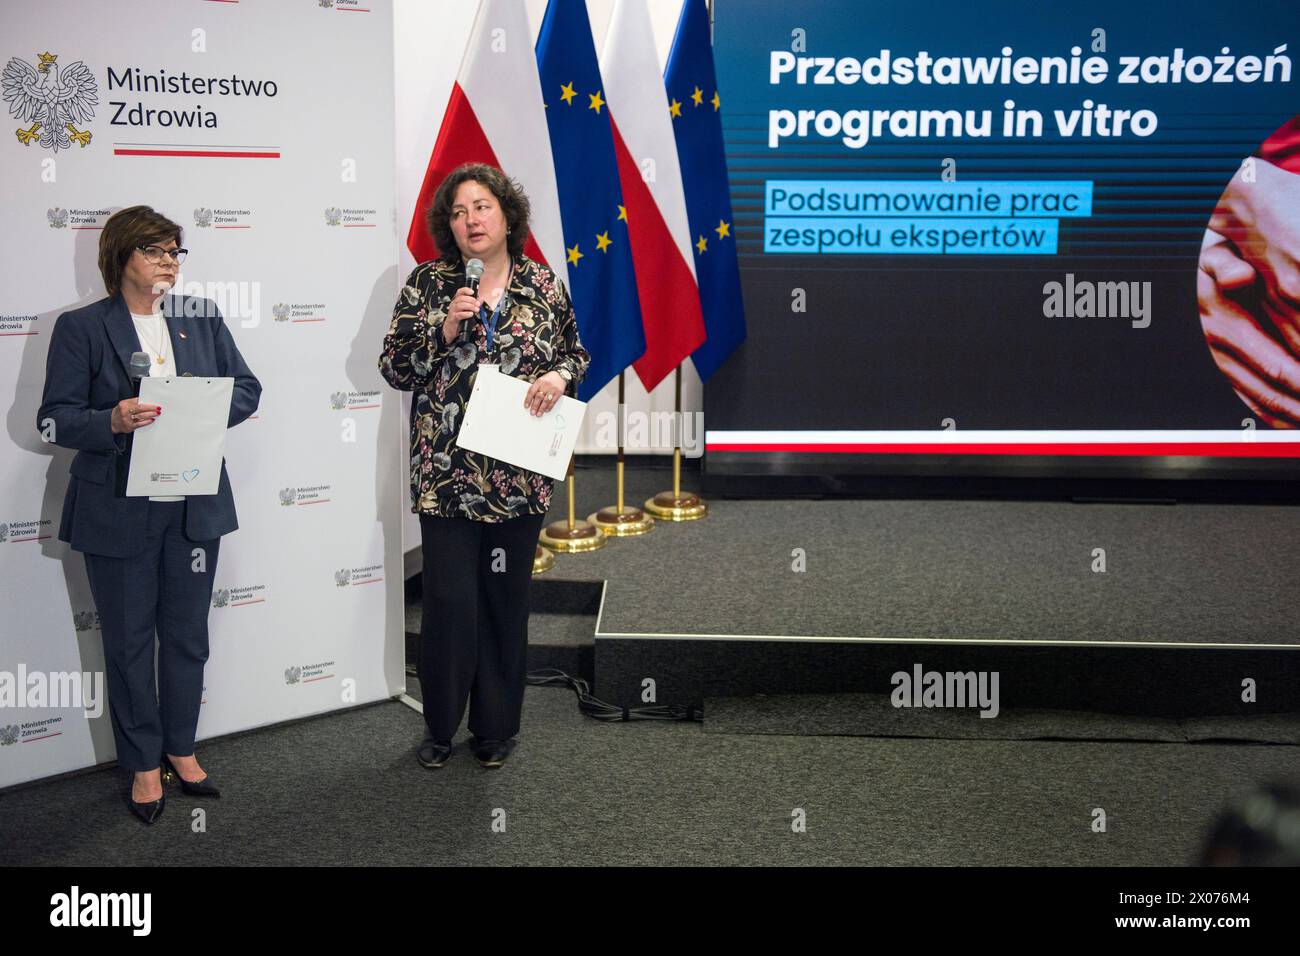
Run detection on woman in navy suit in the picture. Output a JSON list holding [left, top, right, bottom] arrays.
[[37, 205, 260, 824]]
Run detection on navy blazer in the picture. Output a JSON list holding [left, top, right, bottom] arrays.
[[37, 295, 261, 557]]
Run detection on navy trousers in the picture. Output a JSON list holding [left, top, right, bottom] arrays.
[[418, 512, 546, 742], [83, 500, 220, 771]]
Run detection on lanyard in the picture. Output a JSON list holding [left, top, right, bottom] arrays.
[[479, 295, 506, 355]]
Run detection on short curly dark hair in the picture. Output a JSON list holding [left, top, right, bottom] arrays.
[[425, 163, 531, 262]]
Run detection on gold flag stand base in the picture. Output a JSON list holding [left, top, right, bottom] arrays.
[[644, 367, 707, 522], [539, 458, 607, 553], [644, 490, 707, 521], [587, 506, 654, 536], [539, 520, 606, 552], [646, 434, 707, 522], [588, 444, 653, 536], [532, 545, 555, 574]]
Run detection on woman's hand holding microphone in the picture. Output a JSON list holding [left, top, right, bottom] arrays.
[[441, 286, 481, 346]]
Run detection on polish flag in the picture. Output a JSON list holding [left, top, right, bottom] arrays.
[[406, 0, 568, 287], [601, 0, 707, 391]]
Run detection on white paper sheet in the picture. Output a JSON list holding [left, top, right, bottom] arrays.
[[454, 365, 586, 480], [125, 376, 234, 497]]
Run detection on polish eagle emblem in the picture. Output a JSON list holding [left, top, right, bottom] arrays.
[[4, 52, 97, 152], [284, 666, 302, 685], [47, 207, 68, 228], [334, 569, 350, 587]]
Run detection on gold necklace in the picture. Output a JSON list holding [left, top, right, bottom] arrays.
[[135, 313, 170, 365]]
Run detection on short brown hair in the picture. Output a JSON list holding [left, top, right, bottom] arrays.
[[98, 205, 183, 297], [425, 163, 531, 262]]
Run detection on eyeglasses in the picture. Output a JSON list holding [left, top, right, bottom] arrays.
[[137, 245, 188, 265]]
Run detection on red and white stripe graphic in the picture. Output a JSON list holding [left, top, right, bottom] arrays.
[[706, 430, 1300, 457], [405, 0, 567, 285], [601, 0, 706, 392]]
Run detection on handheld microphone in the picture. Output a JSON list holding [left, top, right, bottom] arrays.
[[459, 258, 485, 346], [129, 351, 151, 397]]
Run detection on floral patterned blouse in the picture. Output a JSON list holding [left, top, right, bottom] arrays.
[[379, 255, 591, 522]]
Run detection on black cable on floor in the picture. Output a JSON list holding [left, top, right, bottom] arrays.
[[527, 668, 703, 723]]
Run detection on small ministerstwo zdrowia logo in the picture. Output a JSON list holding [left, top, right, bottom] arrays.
[[284, 666, 302, 685], [212, 589, 230, 609], [279, 487, 296, 507], [319, 1, 335, 9], [272, 303, 290, 322], [330, 391, 348, 411], [324, 207, 342, 226], [0, 523, 8, 544], [72, 611, 99, 632], [0, 725, 18, 746], [47, 207, 68, 228], [4, 51, 97, 152], [194, 207, 213, 228], [334, 569, 351, 587]]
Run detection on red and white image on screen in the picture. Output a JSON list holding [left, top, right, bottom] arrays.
[[1200, 115, 1300, 427]]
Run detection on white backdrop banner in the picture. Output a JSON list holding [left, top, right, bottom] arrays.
[[0, 0, 405, 788]]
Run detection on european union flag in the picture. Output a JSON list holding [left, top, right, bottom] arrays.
[[537, 0, 645, 401], [666, 0, 747, 380]]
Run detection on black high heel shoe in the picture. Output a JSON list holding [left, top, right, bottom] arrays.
[[129, 772, 166, 825], [162, 755, 222, 798]]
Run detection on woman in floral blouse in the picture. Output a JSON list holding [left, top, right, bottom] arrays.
[[379, 163, 590, 769]]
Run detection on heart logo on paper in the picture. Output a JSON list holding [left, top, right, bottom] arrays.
[[182, 469, 200, 483]]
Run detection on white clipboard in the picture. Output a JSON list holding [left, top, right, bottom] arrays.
[[125, 376, 234, 497], [455, 365, 586, 480]]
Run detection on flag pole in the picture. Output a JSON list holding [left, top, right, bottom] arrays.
[[540, 454, 606, 552], [644, 364, 707, 521], [588, 371, 654, 536]]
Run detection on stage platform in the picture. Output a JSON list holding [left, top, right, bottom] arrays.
[[501, 464, 1300, 720]]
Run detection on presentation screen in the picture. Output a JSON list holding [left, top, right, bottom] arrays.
[[706, 0, 1300, 482]]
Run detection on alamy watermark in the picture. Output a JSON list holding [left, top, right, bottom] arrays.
[[891, 663, 1000, 718], [0, 665, 104, 718]]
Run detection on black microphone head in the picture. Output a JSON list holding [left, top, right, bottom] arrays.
[[129, 351, 151, 378], [464, 258, 485, 291]]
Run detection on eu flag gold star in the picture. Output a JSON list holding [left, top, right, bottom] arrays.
[[567, 244, 583, 267], [691, 86, 704, 107], [617, 205, 628, 222], [711, 90, 720, 111], [714, 219, 731, 239], [595, 231, 612, 253], [588, 90, 605, 114], [669, 98, 682, 119], [695, 234, 707, 254], [559, 82, 577, 105]]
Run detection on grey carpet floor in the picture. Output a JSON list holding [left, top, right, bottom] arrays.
[[3, 687, 1297, 867], [705, 693, 1300, 743], [540, 495, 1300, 645]]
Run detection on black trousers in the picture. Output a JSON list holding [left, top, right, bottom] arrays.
[[82, 499, 219, 772], [418, 512, 546, 741]]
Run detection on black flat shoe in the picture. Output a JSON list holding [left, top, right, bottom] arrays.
[[417, 736, 453, 768], [470, 737, 512, 768], [162, 756, 221, 797]]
